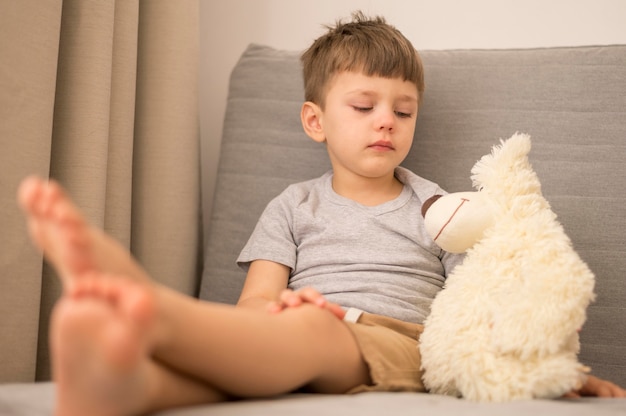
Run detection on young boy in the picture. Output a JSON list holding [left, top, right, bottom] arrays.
[[18, 11, 625, 416]]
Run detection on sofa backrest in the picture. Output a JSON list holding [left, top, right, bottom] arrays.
[[200, 43, 626, 387]]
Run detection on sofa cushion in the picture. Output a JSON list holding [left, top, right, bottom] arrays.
[[1, 384, 624, 415], [199, 43, 626, 387]]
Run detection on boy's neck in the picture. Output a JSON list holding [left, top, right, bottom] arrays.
[[331, 170, 404, 207]]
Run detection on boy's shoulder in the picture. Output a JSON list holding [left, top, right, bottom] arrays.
[[395, 166, 447, 201], [284, 171, 330, 194], [270, 171, 332, 207]]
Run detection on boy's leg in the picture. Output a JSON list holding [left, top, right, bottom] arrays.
[[153, 287, 370, 396], [52, 275, 227, 416], [19, 178, 371, 401], [54, 275, 369, 416]]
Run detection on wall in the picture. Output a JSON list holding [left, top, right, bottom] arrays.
[[199, 0, 626, 237]]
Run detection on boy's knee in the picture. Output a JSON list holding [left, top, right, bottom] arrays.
[[284, 305, 368, 392]]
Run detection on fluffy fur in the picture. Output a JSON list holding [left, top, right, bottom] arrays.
[[419, 133, 596, 402]]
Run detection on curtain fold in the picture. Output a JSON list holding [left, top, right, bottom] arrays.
[[132, 0, 202, 295], [0, 0, 201, 382], [0, 0, 62, 384]]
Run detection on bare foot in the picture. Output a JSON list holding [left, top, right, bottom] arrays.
[[17, 176, 149, 288], [51, 274, 157, 416]]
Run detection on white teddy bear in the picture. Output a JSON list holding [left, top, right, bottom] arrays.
[[419, 133, 596, 402]]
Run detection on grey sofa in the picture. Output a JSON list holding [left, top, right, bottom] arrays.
[[1, 44, 625, 415]]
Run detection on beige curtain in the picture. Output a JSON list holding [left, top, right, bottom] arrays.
[[0, 0, 201, 382]]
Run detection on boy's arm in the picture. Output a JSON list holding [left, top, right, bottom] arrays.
[[237, 260, 290, 311], [236, 259, 345, 319]]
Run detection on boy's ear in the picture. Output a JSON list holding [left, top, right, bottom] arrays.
[[301, 101, 326, 143]]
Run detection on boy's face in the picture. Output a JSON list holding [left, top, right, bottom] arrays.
[[303, 71, 419, 183]]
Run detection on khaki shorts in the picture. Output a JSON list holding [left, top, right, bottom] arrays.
[[344, 310, 426, 393]]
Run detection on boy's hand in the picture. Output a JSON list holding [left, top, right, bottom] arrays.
[[563, 375, 626, 398], [267, 288, 346, 319]]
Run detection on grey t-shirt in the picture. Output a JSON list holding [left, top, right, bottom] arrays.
[[237, 167, 464, 324]]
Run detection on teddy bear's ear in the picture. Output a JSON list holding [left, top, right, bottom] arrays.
[[421, 195, 443, 218]]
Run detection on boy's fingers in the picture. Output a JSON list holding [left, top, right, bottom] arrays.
[[576, 375, 626, 398], [278, 289, 293, 299], [276, 288, 336, 313], [325, 302, 346, 319], [266, 301, 282, 313], [299, 287, 326, 306], [605, 383, 626, 398], [278, 289, 298, 306], [281, 287, 325, 306], [272, 288, 345, 319]]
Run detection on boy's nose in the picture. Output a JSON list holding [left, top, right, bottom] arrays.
[[377, 111, 395, 131]]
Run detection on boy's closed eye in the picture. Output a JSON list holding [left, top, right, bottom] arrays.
[[394, 111, 413, 118], [351, 106, 413, 119]]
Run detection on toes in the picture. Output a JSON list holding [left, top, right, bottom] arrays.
[[41, 181, 62, 217], [69, 275, 154, 326], [17, 175, 44, 213], [18, 176, 78, 222], [70, 275, 118, 301], [19, 176, 92, 279], [42, 180, 77, 224]]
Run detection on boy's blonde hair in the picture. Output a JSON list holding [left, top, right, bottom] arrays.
[[301, 11, 424, 108]]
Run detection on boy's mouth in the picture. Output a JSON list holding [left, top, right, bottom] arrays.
[[368, 140, 395, 151]]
